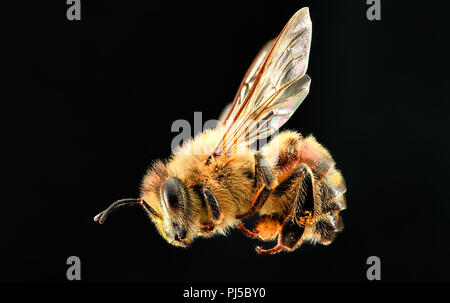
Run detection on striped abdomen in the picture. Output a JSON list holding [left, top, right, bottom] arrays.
[[298, 136, 347, 244]]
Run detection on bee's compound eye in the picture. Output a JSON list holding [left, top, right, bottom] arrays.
[[161, 177, 185, 214]]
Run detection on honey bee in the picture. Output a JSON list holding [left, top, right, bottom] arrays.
[[94, 7, 347, 255]]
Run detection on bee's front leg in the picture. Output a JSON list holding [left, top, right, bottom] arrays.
[[236, 153, 278, 220], [198, 187, 223, 236]]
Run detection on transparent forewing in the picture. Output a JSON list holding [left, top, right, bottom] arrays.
[[214, 8, 312, 155], [245, 75, 311, 142], [219, 40, 274, 124]]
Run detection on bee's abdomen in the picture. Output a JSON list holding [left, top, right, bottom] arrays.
[[298, 137, 347, 244], [295, 136, 347, 211], [316, 167, 347, 213], [311, 165, 346, 242], [263, 131, 347, 245]]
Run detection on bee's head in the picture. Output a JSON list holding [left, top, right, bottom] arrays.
[[94, 160, 207, 248], [94, 176, 196, 247]]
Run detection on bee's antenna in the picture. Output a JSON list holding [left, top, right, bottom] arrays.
[[94, 198, 159, 224]]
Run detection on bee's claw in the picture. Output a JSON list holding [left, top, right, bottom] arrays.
[[255, 244, 283, 255]]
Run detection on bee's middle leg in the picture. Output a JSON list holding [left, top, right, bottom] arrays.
[[236, 153, 278, 220]]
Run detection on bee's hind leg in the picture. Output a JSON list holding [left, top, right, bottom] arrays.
[[236, 153, 278, 220], [237, 214, 282, 240], [255, 216, 304, 255], [256, 165, 314, 255]]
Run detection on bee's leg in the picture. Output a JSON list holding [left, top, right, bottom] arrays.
[[256, 165, 313, 255], [202, 187, 223, 224], [236, 223, 258, 239], [255, 244, 284, 255], [236, 153, 278, 219], [236, 214, 282, 240], [256, 216, 304, 255], [292, 165, 315, 227], [198, 187, 223, 235]]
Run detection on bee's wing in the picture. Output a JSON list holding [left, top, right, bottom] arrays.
[[218, 39, 274, 124], [213, 8, 312, 155]]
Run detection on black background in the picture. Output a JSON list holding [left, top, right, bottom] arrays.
[[3, 0, 450, 283]]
